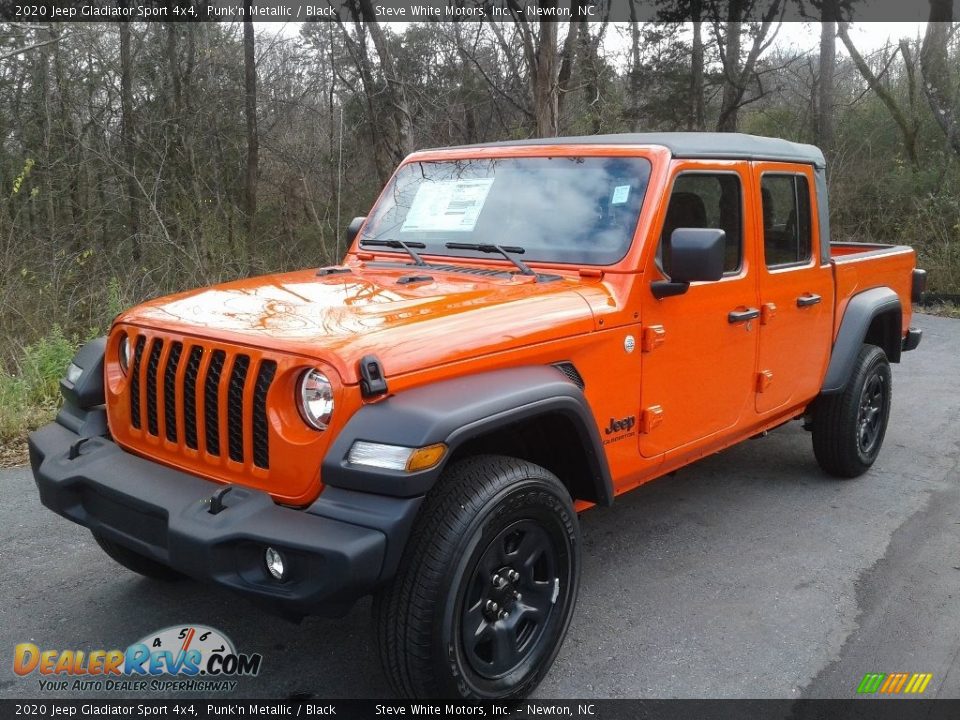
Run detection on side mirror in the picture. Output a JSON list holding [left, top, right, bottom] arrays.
[[652, 228, 726, 299], [346, 216, 366, 244]]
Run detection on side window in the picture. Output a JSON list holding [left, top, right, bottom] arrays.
[[658, 173, 742, 277], [761, 174, 812, 267]]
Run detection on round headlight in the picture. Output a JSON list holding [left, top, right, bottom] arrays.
[[118, 334, 131, 374], [298, 369, 334, 430]]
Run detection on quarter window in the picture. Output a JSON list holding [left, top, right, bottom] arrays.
[[658, 173, 743, 277], [761, 174, 812, 267]]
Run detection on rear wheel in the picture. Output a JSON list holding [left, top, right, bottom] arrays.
[[374, 455, 580, 699], [92, 531, 184, 581], [812, 344, 892, 478]]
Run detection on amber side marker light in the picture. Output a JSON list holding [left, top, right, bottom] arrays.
[[347, 441, 447, 473]]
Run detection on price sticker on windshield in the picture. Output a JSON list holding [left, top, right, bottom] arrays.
[[611, 184, 631, 205], [401, 178, 494, 233]]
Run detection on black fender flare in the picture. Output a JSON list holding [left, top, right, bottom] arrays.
[[321, 365, 614, 506], [821, 287, 901, 395]]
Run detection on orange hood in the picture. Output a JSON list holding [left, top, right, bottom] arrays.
[[116, 265, 598, 384]]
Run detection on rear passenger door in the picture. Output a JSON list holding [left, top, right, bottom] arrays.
[[752, 164, 834, 415]]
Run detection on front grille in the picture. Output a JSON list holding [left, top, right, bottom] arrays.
[[127, 336, 277, 469]]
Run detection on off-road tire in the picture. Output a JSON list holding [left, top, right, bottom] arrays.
[[373, 454, 580, 699], [92, 531, 184, 581], [812, 344, 892, 478]]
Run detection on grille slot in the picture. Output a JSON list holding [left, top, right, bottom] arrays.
[[129, 336, 146, 429], [183, 347, 203, 450], [227, 355, 250, 463], [204, 350, 226, 456], [145, 339, 163, 436], [163, 342, 183, 442], [252, 361, 276, 469]]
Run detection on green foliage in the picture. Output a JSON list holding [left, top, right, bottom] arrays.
[[0, 327, 78, 444]]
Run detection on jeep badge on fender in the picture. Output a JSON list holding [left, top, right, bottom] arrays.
[[29, 133, 923, 700], [605, 416, 636, 434]]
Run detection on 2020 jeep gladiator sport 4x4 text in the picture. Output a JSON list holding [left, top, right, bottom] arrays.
[[30, 133, 924, 699]]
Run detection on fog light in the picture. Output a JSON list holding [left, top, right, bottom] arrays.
[[265, 547, 286, 580]]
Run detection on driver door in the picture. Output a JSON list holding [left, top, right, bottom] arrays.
[[638, 163, 760, 459]]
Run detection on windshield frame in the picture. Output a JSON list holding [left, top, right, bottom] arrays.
[[353, 146, 661, 270]]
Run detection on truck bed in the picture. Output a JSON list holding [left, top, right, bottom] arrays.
[[829, 241, 916, 341]]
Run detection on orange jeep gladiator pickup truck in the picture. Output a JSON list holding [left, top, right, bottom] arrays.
[[30, 133, 924, 699]]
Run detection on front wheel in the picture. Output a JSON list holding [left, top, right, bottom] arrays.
[[812, 344, 892, 478], [374, 455, 580, 699]]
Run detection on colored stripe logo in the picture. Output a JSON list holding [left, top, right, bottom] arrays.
[[857, 672, 933, 695]]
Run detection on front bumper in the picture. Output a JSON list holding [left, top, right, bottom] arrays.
[[29, 421, 421, 617]]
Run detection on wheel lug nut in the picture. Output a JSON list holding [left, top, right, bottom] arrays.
[[499, 609, 509, 619], [508, 569, 520, 582], [492, 573, 501, 585], [513, 590, 522, 601]]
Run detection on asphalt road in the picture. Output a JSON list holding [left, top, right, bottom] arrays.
[[2, 312, 958, 701]]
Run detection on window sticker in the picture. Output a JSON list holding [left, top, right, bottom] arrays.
[[611, 184, 631, 205], [401, 178, 495, 233]]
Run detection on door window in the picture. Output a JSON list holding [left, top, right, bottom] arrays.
[[658, 173, 743, 277], [761, 174, 812, 267]]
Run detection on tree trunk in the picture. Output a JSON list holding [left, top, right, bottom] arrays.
[[356, 0, 414, 161], [242, 14, 258, 274], [119, 21, 140, 262], [689, 12, 706, 131], [628, 0, 642, 131], [534, 18, 559, 137], [166, 21, 181, 115], [920, 3, 960, 155], [817, 5, 836, 154], [717, 3, 743, 132]]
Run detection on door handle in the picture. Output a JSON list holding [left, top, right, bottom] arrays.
[[796, 293, 822, 308], [728, 307, 760, 324]]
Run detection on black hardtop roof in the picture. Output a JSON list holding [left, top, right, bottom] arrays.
[[424, 132, 826, 169]]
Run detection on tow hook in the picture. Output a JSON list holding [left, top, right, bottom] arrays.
[[208, 485, 233, 515]]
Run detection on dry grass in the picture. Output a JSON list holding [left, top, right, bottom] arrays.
[[919, 301, 960, 319]]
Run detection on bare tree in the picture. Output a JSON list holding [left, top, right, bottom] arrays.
[[817, 1, 837, 154], [119, 21, 140, 261], [838, 22, 920, 166], [714, 0, 783, 132], [920, 4, 960, 155], [355, 0, 414, 158], [689, 2, 706, 130], [243, 12, 258, 272], [506, 0, 582, 137]]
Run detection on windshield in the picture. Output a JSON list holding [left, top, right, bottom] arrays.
[[360, 156, 652, 266]]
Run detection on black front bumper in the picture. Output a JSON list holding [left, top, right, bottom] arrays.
[[29, 421, 422, 617]]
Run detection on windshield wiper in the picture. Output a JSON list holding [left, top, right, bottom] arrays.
[[445, 242, 537, 278], [360, 238, 427, 266]]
